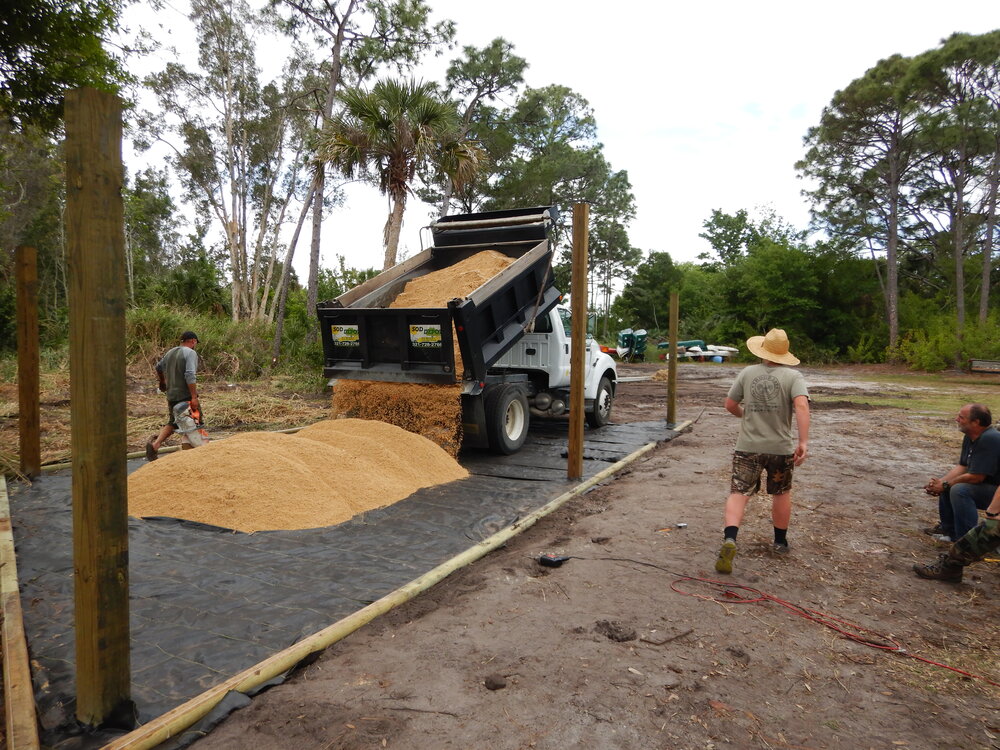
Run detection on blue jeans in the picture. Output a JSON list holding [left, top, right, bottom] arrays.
[[939, 483, 997, 541]]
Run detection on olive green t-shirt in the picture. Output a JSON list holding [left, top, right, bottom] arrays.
[[727, 363, 809, 455]]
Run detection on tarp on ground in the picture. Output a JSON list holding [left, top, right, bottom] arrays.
[[8, 420, 675, 747]]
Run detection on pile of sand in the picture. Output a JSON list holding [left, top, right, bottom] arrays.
[[127, 420, 468, 532], [333, 249, 515, 454], [389, 249, 513, 309], [331, 381, 464, 456], [652, 369, 670, 382]]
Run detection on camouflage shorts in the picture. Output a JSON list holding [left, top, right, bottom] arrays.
[[950, 518, 1000, 566], [730, 451, 795, 496]]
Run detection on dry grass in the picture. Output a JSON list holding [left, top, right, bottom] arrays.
[[0, 374, 331, 475]]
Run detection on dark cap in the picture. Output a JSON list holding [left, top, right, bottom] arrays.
[[180, 331, 199, 342]]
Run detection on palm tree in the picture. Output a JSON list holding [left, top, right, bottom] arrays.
[[318, 78, 484, 269]]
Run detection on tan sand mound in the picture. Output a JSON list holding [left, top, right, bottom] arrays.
[[294, 418, 467, 486], [128, 422, 467, 532], [331, 382, 464, 456], [332, 250, 515, 451], [652, 369, 670, 382]]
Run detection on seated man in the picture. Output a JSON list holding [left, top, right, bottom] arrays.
[[914, 489, 1000, 582], [922, 403, 1000, 542]]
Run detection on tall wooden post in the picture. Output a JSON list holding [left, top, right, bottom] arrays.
[[567, 203, 589, 480], [65, 88, 133, 728], [16, 246, 40, 478], [667, 291, 679, 426]]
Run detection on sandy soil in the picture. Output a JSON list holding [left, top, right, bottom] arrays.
[[142, 365, 1000, 747], [187, 363, 1000, 750]]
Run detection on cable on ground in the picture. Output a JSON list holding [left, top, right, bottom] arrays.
[[546, 554, 1000, 688]]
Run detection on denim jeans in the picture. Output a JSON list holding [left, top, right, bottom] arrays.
[[939, 482, 997, 540]]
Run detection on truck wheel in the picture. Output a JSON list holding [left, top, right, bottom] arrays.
[[587, 376, 614, 428], [485, 384, 530, 454]]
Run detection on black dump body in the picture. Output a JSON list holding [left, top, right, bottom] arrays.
[[317, 206, 562, 386]]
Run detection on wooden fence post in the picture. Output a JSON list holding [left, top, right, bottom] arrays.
[[16, 246, 40, 478], [667, 292, 679, 426], [65, 87, 133, 728], [568, 203, 590, 480]]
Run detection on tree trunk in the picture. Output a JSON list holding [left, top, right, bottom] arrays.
[[952, 164, 967, 349], [886, 158, 900, 353], [271, 174, 319, 364], [306, 15, 350, 341], [306, 163, 324, 328], [383, 195, 406, 270], [980, 147, 998, 324]]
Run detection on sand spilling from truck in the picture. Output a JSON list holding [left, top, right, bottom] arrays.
[[332, 250, 516, 455], [127, 420, 467, 532]]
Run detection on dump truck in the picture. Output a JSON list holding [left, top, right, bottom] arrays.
[[316, 206, 618, 454]]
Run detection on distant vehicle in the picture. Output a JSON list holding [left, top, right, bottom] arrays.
[[656, 341, 738, 362]]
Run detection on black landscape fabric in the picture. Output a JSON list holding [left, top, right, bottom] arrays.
[[8, 420, 675, 748]]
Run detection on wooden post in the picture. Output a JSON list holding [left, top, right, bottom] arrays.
[[16, 246, 41, 478], [667, 291, 679, 426], [567, 203, 589, 480], [65, 88, 134, 728]]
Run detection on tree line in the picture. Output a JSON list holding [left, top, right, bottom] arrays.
[[1, 6, 998, 371]]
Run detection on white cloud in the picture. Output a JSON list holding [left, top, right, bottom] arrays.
[[123, 0, 1000, 278]]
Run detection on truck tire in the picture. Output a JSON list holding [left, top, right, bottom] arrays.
[[587, 376, 614, 428], [485, 384, 530, 454]]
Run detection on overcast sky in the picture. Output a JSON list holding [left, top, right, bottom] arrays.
[[129, 1, 1000, 278]]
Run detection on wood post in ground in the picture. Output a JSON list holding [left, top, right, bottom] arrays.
[[16, 245, 40, 478], [65, 87, 134, 729], [568, 203, 590, 480], [667, 291, 679, 426]]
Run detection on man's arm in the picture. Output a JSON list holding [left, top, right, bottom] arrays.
[[182, 348, 199, 408], [792, 394, 809, 465], [155, 359, 166, 392], [724, 397, 742, 418], [986, 486, 1000, 519], [925, 467, 986, 495]]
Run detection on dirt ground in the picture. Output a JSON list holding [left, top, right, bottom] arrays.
[[184, 363, 999, 750]]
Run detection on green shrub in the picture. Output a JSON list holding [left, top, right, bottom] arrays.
[[891, 317, 999, 371], [845, 332, 886, 364]]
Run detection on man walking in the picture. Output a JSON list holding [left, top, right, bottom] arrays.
[[715, 328, 810, 575], [146, 331, 201, 461], [921, 404, 1000, 542]]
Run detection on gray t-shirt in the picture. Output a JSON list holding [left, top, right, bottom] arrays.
[[156, 345, 199, 402], [728, 363, 809, 455], [960, 425, 1000, 485]]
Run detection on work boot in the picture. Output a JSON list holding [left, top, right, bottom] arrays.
[[913, 554, 963, 583], [715, 539, 737, 574], [145, 436, 159, 462]]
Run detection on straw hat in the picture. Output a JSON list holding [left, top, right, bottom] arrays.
[[746, 328, 799, 366]]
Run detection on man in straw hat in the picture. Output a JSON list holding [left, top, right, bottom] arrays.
[[715, 328, 810, 574]]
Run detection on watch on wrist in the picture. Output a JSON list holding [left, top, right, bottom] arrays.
[[941, 481, 951, 492], [987, 511, 999, 518]]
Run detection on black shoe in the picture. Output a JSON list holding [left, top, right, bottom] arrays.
[[913, 555, 963, 582], [922, 523, 944, 536]]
